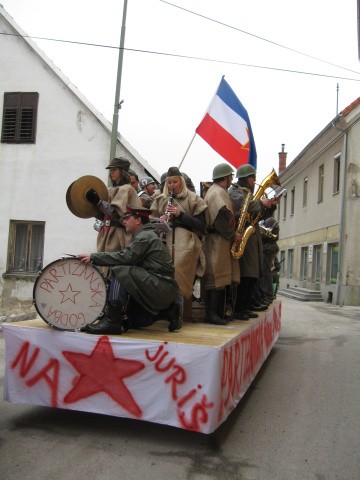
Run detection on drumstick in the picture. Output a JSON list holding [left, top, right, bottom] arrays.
[[62, 253, 77, 257]]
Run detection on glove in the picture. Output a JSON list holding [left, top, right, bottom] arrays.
[[86, 188, 100, 205]]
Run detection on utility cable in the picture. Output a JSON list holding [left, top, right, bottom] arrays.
[[1, 31, 359, 82], [160, 0, 360, 77]]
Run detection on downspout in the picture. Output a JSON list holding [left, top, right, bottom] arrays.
[[332, 118, 347, 305]]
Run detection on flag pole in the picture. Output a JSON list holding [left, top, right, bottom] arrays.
[[109, 0, 129, 162], [178, 133, 196, 169]]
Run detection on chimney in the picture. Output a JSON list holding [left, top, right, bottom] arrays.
[[278, 144, 287, 173]]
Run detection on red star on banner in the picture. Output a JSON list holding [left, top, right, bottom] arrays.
[[62, 336, 145, 417], [59, 283, 80, 304]]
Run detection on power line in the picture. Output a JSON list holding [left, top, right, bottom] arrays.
[[1, 31, 360, 82], [160, 0, 360, 77]]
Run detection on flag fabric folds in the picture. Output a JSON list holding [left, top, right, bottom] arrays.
[[195, 76, 257, 169]]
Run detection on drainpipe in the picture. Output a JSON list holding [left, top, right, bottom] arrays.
[[334, 127, 348, 305]]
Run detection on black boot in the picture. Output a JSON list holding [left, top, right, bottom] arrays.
[[205, 290, 227, 325], [165, 302, 183, 332], [85, 304, 130, 334]]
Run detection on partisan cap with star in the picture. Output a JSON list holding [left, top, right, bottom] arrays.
[[123, 206, 152, 219]]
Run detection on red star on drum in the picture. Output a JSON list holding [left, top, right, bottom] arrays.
[[59, 283, 81, 304]]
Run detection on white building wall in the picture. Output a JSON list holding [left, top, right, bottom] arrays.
[[0, 8, 156, 315]]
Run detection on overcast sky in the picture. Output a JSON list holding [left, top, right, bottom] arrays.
[[3, 0, 360, 187]]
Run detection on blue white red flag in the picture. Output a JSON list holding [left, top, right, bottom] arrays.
[[195, 76, 257, 169]]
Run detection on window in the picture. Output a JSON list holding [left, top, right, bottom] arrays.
[[326, 242, 338, 284], [287, 249, 294, 278], [333, 155, 340, 194], [303, 177, 308, 206], [291, 187, 295, 215], [1, 92, 39, 143], [7, 221, 45, 273], [277, 200, 281, 222], [318, 164, 324, 203], [300, 247, 308, 280], [280, 250, 285, 276], [283, 192, 287, 220], [312, 244, 322, 283]]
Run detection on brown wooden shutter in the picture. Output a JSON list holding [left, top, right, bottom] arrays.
[[1, 92, 39, 143], [20, 92, 39, 142], [2, 92, 21, 142]]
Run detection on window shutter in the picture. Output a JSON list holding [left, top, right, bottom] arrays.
[[1, 92, 39, 143], [20, 92, 39, 142], [2, 92, 21, 142]]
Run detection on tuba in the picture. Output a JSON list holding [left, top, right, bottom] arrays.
[[231, 168, 281, 259]]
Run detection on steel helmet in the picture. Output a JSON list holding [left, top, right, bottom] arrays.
[[236, 164, 256, 179], [212, 163, 234, 180], [140, 176, 156, 188]]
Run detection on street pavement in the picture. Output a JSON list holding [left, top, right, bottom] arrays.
[[1, 297, 359, 480]]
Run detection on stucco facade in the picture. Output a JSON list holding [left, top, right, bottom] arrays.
[[277, 99, 360, 306], [0, 7, 158, 316]]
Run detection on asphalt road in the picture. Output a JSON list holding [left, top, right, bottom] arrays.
[[1, 297, 360, 480]]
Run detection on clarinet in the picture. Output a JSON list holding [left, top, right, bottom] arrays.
[[161, 189, 174, 242]]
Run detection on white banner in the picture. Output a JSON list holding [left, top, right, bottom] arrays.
[[3, 302, 281, 434]]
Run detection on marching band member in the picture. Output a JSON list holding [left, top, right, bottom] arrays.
[[138, 176, 157, 208], [77, 206, 181, 334], [86, 157, 142, 256], [151, 167, 208, 322], [202, 163, 240, 325], [229, 164, 276, 318]]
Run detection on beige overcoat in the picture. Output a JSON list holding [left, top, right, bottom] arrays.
[[203, 183, 240, 289], [151, 189, 207, 299], [96, 185, 142, 253]]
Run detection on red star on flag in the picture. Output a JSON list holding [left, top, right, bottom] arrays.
[[62, 336, 145, 417], [59, 283, 80, 304]]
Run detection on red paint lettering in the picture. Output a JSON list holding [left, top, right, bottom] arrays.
[[11, 341, 40, 377], [178, 395, 214, 432], [165, 365, 186, 401], [26, 358, 60, 407]]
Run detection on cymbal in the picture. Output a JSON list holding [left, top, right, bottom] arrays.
[[66, 175, 108, 218]]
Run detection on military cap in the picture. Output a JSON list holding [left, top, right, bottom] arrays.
[[212, 163, 234, 180], [140, 176, 156, 188], [236, 164, 256, 179], [106, 157, 131, 171], [167, 166, 183, 177], [123, 206, 152, 219]]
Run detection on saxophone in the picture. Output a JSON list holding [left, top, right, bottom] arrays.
[[231, 168, 281, 259], [230, 187, 252, 259]]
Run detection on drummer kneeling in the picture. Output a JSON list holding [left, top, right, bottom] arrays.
[[77, 206, 182, 334]]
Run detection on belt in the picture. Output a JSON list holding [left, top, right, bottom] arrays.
[[103, 220, 125, 229]]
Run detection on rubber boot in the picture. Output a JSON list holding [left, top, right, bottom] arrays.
[[205, 290, 227, 325], [85, 304, 129, 334]]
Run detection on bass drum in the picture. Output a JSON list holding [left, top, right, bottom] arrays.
[[33, 258, 107, 331]]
